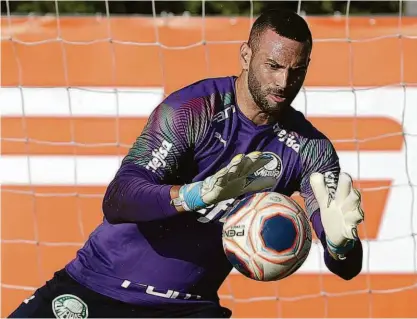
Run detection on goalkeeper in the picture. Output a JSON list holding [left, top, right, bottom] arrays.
[[9, 8, 364, 318]]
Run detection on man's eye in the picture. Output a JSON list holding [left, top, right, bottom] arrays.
[[267, 63, 279, 70]]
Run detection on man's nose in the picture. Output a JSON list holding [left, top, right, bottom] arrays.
[[274, 68, 289, 89]]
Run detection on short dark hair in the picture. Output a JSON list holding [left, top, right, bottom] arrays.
[[248, 8, 312, 53]]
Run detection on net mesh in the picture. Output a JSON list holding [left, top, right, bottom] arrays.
[[1, 0, 417, 317]]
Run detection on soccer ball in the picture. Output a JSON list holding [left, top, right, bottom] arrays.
[[222, 192, 312, 281]]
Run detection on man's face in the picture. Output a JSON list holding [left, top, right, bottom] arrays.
[[246, 29, 310, 113]]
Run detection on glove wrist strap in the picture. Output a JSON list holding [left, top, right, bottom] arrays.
[[172, 182, 207, 212], [326, 237, 355, 260], [170, 196, 192, 212]]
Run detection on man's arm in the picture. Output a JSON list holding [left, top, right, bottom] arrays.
[[299, 137, 363, 280], [102, 99, 275, 224], [102, 164, 185, 223], [102, 100, 209, 223], [310, 209, 363, 280]]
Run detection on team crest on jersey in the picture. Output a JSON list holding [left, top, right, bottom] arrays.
[[52, 294, 88, 318], [252, 152, 283, 179]]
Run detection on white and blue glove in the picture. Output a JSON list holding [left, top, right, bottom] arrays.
[[310, 172, 365, 260], [175, 151, 276, 212]]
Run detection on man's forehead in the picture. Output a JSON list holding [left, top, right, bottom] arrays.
[[257, 29, 310, 57]]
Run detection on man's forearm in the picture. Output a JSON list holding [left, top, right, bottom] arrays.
[[169, 185, 187, 213], [310, 210, 363, 280], [102, 163, 185, 223]]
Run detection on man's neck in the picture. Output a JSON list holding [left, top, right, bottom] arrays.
[[235, 74, 278, 126]]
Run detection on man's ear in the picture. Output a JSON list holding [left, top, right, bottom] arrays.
[[240, 42, 252, 71]]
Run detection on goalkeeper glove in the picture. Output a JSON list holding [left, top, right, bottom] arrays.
[[175, 151, 276, 212], [310, 172, 364, 260]]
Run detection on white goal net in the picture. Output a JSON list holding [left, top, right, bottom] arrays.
[[1, 0, 417, 317]]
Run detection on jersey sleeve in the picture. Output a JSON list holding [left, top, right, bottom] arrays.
[[299, 137, 340, 218], [122, 98, 209, 183], [102, 97, 210, 223]]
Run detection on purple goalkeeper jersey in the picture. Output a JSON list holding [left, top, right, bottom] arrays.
[[66, 76, 361, 309]]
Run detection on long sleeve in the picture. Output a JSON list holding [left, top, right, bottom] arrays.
[[103, 96, 210, 224], [311, 210, 363, 280], [102, 163, 178, 223], [299, 135, 363, 280]]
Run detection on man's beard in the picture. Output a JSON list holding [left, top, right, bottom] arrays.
[[247, 67, 272, 113]]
